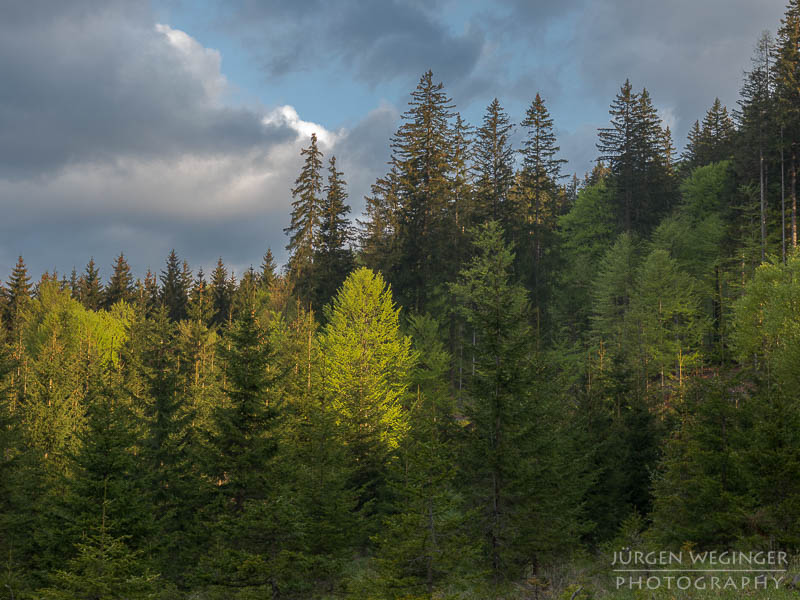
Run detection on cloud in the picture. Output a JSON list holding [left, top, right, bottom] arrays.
[[221, 0, 486, 87], [0, 2, 397, 281]]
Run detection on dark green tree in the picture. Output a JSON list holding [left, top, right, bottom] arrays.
[[473, 98, 515, 230], [314, 155, 353, 309], [259, 249, 277, 290], [78, 258, 103, 311], [451, 222, 585, 589], [285, 133, 324, 305], [2, 256, 32, 328], [160, 250, 189, 322], [209, 258, 233, 328], [104, 253, 134, 309], [774, 0, 800, 249], [387, 70, 456, 311]]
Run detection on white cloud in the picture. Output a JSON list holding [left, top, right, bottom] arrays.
[[155, 23, 227, 102], [262, 105, 341, 148]]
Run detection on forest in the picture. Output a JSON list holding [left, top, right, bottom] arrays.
[[1, 3, 800, 599]]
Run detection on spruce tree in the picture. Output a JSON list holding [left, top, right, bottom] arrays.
[[598, 81, 673, 233], [388, 70, 456, 311], [774, 0, 800, 248], [78, 258, 103, 311], [359, 166, 402, 277], [285, 133, 324, 305], [123, 306, 196, 578], [370, 314, 476, 598], [187, 268, 213, 324], [259, 249, 277, 290], [314, 155, 353, 309], [104, 252, 134, 309], [142, 269, 160, 318], [160, 250, 189, 322], [2, 256, 32, 328], [450, 222, 585, 588], [37, 373, 158, 597], [518, 93, 567, 326], [473, 98, 515, 229], [209, 258, 232, 328], [737, 33, 776, 260]]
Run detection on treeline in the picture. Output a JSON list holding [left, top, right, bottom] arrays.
[[1, 2, 800, 598]]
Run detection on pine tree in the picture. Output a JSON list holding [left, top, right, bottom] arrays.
[[774, 0, 800, 248], [518, 93, 567, 325], [314, 155, 353, 309], [597, 81, 674, 234], [142, 268, 160, 317], [259, 249, 277, 290], [2, 256, 32, 328], [285, 133, 324, 305], [388, 70, 456, 311], [187, 268, 213, 324], [160, 250, 189, 322], [104, 253, 134, 309], [370, 314, 477, 597], [359, 166, 401, 277], [37, 374, 159, 598], [450, 222, 585, 588], [209, 258, 232, 328], [78, 258, 103, 311], [473, 98, 515, 230]]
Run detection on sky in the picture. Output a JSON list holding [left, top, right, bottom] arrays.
[[0, 0, 789, 283]]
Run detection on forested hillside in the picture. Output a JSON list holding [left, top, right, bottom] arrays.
[[1, 3, 800, 598]]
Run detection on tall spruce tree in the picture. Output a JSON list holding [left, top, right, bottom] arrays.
[[387, 70, 456, 311], [3, 256, 32, 328], [104, 253, 134, 309], [314, 155, 353, 309], [774, 0, 800, 248], [473, 99, 515, 230], [78, 258, 103, 311], [160, 250, 189, 322], [451, 222, 585, 590], [518, 93, 567, 327], [598, 81, 674, 234], [285, 133, 324, 305], [209, 258, 232, 328]]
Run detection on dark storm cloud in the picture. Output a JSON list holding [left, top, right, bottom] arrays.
[[222, 0, 485, 86], [569, 0, 787, 133], [0, 1, 293, 178], [0, 1, 395, 281]]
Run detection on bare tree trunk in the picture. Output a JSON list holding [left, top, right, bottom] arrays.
[[782, 127, 787, 262], [760, 148, 767, 261], [792, 148, 797, 249]]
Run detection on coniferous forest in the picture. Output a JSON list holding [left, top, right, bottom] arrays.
[[2, 3, 800, 599]]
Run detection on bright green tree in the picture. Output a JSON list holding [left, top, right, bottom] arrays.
[[319, 267, 414, 528]]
